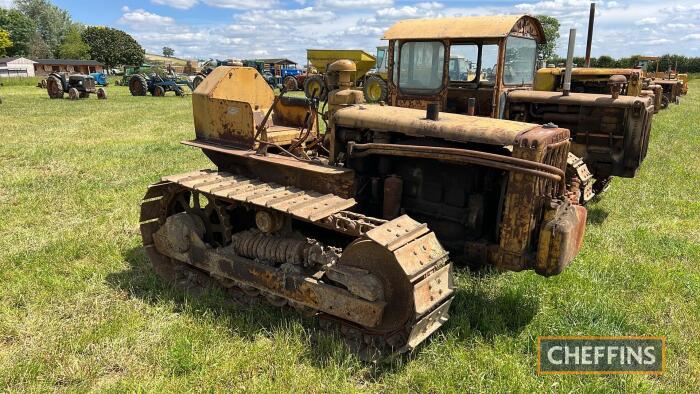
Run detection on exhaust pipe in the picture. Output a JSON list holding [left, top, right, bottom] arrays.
[[585, 2, 595, 67], [563, 28, 576, 96]]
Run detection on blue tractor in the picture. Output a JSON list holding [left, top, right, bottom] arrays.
[[90, 72, 109, 86]]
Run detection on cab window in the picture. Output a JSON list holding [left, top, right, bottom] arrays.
[[504, 36, 537, 85], [449, 44, 477, 82], [396, 41, 445, 94], [480, 44, 499, 84]]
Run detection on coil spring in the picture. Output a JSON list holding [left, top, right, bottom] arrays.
[[231, 230, 308, 265]]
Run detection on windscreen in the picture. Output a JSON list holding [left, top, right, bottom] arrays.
[[504, 36, 537, 85], [397, 41, 445, 94]]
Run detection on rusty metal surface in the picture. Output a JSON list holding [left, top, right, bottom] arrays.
[[506, 90, 654, 179], [140, 179, 455, 357], [507, 90, 653, 109], [183, 141, 356, 198], [334, 104, 538, 146], [162, 169, 356, 223], [382, 15, 545, 42]]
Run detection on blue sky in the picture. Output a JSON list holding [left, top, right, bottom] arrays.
[[3, 0, 700, 63]]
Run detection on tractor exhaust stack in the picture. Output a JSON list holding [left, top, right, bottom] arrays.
[[563, 28, 576, 96], [585, 2, 595, 67]]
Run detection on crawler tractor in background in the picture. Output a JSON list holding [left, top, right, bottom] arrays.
[[46, 72, 107, 100], [381, 15, 654, 205], [140, 61, 587, 360], [128, 72, 192, 97]]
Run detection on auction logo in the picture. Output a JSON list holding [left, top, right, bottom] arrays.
[[537, 336, 666, 375]]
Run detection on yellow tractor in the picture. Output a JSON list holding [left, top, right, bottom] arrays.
[[638, 56, 686, 106], [140, 59, 587, 359], [363, 46, 389, 103], [381, 15, 655, 204], [534, 66, 664, 112]]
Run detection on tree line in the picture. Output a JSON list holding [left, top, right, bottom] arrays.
[[0, 0, 144, 69], [547, 54, 700, 74]]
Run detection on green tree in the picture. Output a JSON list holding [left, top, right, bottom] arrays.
[[81, 26, 144, 69], [0, 8, 36, 57], [57, 25, 90, 59], [596, 55, 615, 68], [27, 30, 51, 58], [162, 46, 174, 57], [536, 15, 560, 62], [15, 0, 72, 56], [0, 28, 12, 56]]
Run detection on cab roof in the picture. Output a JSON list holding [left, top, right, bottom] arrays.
[[382, 15, 545, 43]]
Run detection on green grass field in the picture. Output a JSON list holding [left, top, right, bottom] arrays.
[[1, 82, 698, 392]]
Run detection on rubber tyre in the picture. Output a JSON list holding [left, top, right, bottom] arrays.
[[363, 75, 388, 103], [153, 85, 165, 97], [68, 88, 79, 100], [129, 74, 148, 96], [46, 75, 64, 99], [283, 76, 298, 91], [97, 88, 107, 100], [192, 74, 205, 90], [304, 74, 327, 101], [660, 95, 669, 109]]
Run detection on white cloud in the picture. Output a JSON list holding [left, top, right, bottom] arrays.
[[151, 0, 199, 10], [119, 8, 175, 28], [202, 0, 277, 9], [238, 7, 334, 23], [647, 38, 672, 45], [0, 0, 13, 8], [635, 17, 658, 25], [377, 2, 444, 18], [118, 0, 700, 64], [317, 0, 393, 9]]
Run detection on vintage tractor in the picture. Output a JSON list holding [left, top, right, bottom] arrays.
[[128, 72, 191, 97], [90, 72, 109, 86], [46, 73, 107, 100], [637, 56, 685, 107], [381, 15, 655, 204], [140, 63, 587, 360], [363, 46, 389, 103], [534, 66, 664, 113], [193, 59, 275, 90]]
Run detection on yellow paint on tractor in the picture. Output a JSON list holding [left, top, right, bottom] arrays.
[[382, 15, 545, 40], [534, 67, 645, 96]]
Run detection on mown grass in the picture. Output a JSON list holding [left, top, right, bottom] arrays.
[[1, 82, 699, 392]]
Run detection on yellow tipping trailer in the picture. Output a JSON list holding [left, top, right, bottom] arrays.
[[302, 49, 378, 100], [306, 49, 376, 78]]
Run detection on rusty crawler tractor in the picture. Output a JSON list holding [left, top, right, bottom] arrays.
[[140, 61, 587, 359], [46, 72, 107, 100], [382, 16, 654, 204]]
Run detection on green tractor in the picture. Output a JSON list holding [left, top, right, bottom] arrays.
[[45, 73, 107, 100]]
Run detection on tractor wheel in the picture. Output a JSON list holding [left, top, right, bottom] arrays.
[[68, 88, 79, 100], [363, 75, 388, 103], [153, 85, 165, 97], [192, 74, 205, 90], [46, 75, 64, 99], [660, 95, 670, 109], [129, 74, 148, 96], [304, 74, 327, 101], [283, 76, 298, 91], [97, 88, 107, 100]]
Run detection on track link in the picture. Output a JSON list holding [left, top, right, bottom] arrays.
[[139, 170, 454, 360]]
